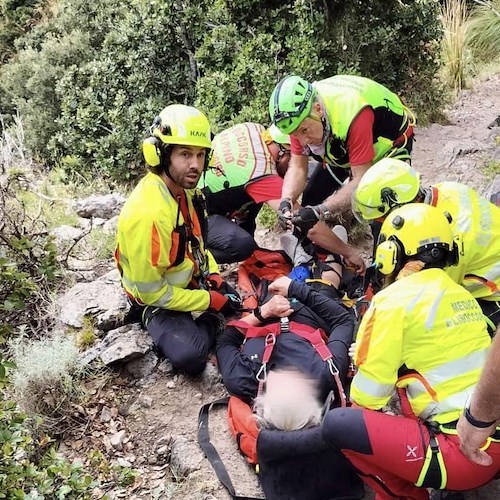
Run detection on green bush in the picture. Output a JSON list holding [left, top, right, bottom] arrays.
[[0, 169, 63, 344], [9, 332, 89, 435], [197, 0, 445, 127], [467, 0, 500, 62], [1, 0, 209, 181], [0, 0, 46, 64], [1, 0, 445, 180], [0, 357, 96, 498]]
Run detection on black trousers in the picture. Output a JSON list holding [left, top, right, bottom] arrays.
[[142, 307, 217, 376], [206, 214, 258, 264]]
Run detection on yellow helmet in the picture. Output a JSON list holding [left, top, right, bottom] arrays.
[[352, 158, 420, 222], [143, 104, 212, 168], [375, 203, 457, 275]]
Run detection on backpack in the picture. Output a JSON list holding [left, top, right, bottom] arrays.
[[237, 247, 292, 311]]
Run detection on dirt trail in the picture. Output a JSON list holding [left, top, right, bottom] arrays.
[[411, 73, 500, 194], [79, 74, 500, 500]]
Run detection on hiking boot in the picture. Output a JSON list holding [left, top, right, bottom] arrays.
[[429, 490, 465, 500], [332, 224, 348, 244], [280, 232, 314, 266]]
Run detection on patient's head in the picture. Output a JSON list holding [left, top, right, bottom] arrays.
[[254, 368, 322, 431]]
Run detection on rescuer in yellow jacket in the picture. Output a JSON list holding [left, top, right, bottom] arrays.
[[352, 158, 500, 333], [322, 204, 495, 499], [115, 105, 240, 376]]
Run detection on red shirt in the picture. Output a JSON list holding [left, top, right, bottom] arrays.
[[290, 107, 377, 167], [245, 175, 283, 203]]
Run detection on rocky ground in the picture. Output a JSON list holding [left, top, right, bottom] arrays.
[[57, 73, 500, 500]]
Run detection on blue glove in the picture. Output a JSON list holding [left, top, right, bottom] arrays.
[[288, 264, 311, 283]]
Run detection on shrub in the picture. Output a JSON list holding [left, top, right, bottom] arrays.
[[0, 168, 63, 343], [9, 332, 89, 435], [0, 357, 96, 498], [440, 0, 472, 93], [467, 0, 500, 62], [197, 0, 445, 127], [2, 0, 446, 180]]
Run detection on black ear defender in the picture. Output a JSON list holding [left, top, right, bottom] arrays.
[[448, 238, 460, 267]]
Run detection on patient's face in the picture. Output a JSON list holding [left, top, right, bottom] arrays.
[[255, 369, 321, 431]]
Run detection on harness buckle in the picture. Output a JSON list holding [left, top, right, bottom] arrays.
[[256, 363, 267, 383], [327, 358, 339, 376], [280, 317, 290, 333]]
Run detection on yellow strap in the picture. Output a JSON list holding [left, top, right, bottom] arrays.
[[415, 443, 433, 487], [415, 437, 446, 489], [305, 278, 335, 287]]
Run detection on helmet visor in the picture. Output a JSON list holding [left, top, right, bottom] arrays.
[[351, 195, 387, 223]]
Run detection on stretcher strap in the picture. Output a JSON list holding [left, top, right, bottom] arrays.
[[198, 398, 264, 500]]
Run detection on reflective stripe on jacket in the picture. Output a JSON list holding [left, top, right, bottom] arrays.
[[428, 182, 500, 301], [199, 123, 274, 193], [315, 75, 411, 168], [352, 268, 490, 424], [115, 172, 219, 311]]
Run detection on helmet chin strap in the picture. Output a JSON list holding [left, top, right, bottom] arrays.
[[321, 114, 327, 133]]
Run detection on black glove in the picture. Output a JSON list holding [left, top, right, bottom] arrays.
[[208, 274, 239, 296], [291, 205, 323, 233], [278, 198, 293, 229]]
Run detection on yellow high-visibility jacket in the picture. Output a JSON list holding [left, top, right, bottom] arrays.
[[115, 172, 219, 312], [352, 268, 491, 424], [429, 181, 500, 301]]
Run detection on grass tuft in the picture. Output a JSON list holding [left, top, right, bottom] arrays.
[[440, 0, 472, 93]]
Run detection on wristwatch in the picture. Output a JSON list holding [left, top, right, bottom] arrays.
[[253, 306, 266, 323], [318, 203, 334, 222], [464, 395, 496, 428]]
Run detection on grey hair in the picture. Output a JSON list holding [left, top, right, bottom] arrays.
[[253, 369, 322, 431]]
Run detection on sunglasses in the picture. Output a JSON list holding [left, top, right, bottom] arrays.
[[277, 143, 291, 160]]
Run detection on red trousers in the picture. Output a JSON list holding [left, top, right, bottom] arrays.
[[323, 407, 500, 500]]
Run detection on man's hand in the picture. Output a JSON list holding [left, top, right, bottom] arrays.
[[457, 413, 495, 466], [343, 252, 366, 275], [278, 198, 293, 229], [291, 205, 325, 233], [269, 276, 292, 297], [261, 295, 294, 319]]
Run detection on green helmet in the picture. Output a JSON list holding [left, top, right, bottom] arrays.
[[269, 76, 315, 134]]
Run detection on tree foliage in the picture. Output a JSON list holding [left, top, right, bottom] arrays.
[[197, 0, 444, 129], [0, 170, 62, 343], [0, 0, 444, 181]]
